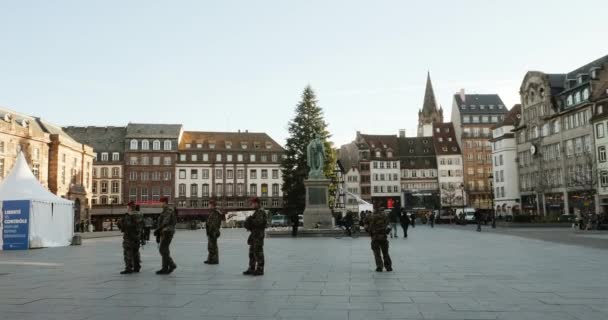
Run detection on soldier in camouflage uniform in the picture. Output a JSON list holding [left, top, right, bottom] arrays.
[[366, 208, 393, 272], [154, 197, 177, 275], [204, 199, 222, 265], [118, 201, 144, 274], [243, 197, 267, 276]]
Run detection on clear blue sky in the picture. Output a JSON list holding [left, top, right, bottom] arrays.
[[1, 1, 607, 147]]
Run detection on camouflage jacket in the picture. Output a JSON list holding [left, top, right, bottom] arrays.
[[206, 209, 222, 237], [156, 206, 176, 233], [368, 213, 389, 241], [245, 209, 267, 240], [119, 211, 144, 241]]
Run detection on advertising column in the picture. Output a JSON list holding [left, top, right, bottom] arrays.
[[2, 200, 31, 250]]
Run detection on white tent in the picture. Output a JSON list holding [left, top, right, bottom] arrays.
[[0, 152, 74, 249]]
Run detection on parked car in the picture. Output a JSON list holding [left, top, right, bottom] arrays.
[[463, 208, 477, 224], [271, 214, 289, 227]]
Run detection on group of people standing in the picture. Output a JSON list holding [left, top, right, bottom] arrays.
[[117, 197, 267, 276]]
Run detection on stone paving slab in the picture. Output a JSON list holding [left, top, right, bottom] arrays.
[[0, 227, 607, 320]]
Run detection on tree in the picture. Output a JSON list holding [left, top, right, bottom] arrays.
[[281, 86, 332, 215], [568, 151, 597, 218]]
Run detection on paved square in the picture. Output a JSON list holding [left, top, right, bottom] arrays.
[[1, 226, 607, 320]]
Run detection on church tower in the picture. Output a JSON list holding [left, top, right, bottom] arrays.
[[417, 72, 444, 137]]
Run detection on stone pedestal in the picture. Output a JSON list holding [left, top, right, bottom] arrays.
[[303, 178, 334, 229]]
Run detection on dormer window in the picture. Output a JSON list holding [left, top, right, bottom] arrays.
[[254, 143, 261, 149], [452, 147, 457, 151], [163, 140, 172, 150], [461, 105, 466, 110], [448, 137, 452, 142], [409, 149, 414, 153], [241, 142, 248, 149], [19, 119, 28, 128], [153, 140, 160, 150], [185, 143, 191, 149], [197, 143, 202, 148], [578, 74, 584, 84], [142, 140, 149, 150], [567, 95, 573, 106], [387, 151, 393, 158], [591, 69, 599, 79], [470, 105, 476, 110], [489, 105, 495, 109], [101, 153, 109, 161], [583, 88, 590, 101], [130, 140, 138, 150], [442, 147, 448, 151], [438, 137, 443, 142], [226, 141, 232, 149], [423, 140, 428, 144], [499, 105, 504, 109], [598, 105, 604, 114], [2, 114, 11, 122], [574, 92, 581, 104], [480, 105, 485, 110], [209, 141, 216, 149], [265, 142, 272, 149], [375, 151, 381, 157]]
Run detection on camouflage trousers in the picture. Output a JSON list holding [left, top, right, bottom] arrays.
[[371, 239, 392, 270], [123, 239, 141, 271], [248, 239, 264, 271], [207, 235, 219, 263], [159, 231, 176, 270]]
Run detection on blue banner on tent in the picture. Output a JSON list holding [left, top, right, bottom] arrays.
[[2, 200, 30, 250]]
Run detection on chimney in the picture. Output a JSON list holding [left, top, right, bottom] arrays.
[[398, 129, 406, 138], [459, 88, 466, 102]]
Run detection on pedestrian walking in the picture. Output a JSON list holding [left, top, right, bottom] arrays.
[[143, 209, 152, 241], [430, 212, 435, 228], [366, 207, 392, 272], [117, 201, 143, 274], [474, 210, 481, 232], [344, 211, 354, 237], [154, 197, 177, 275], [389, 206, 400, 238], [204, 199, 222, 265], [243, 198, 267, 276], [410, 213, 416, 228], [400, 208, 410, 238]]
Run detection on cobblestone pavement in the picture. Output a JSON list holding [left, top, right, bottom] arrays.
[[1, 227, 607, 320]]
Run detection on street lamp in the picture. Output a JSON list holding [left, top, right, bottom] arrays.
[[460, 183, 465, 225], [488, 175, 496, 229]]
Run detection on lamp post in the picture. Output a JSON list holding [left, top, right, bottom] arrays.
[[489, 175, 496, 229], [460, 183, 465, 225]]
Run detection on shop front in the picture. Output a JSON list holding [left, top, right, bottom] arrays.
[[568, 191, 596, 216], [403, 191, 440, 218], [520, 194, 538, 215], [544, 193, 565, 217]]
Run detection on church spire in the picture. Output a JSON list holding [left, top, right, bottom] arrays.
[[421, 71, 439, 116]]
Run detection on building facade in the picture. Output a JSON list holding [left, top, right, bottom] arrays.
[[355, 133, 400, 208], [398, 136, 439, 214], [64, 126, 127, 207], [0, 108, 51, 187], [175, 131, 284, 215], [515, 55, 607, 217], [123, 124, 183, 207], [490, 105, 521, 217], [451, 90, 508, 209], [591, 86, 608, 214], [432, 122, 465, 210]]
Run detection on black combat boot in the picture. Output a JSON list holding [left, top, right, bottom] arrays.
[[375, 267, 383, 272], [243, 269, 254, 275], [166, 264, 177, 274], [156, 269, 168, 275], [253, 269, 264, 276], [120, 269, 133, 274], [386, 267, 393, 272]]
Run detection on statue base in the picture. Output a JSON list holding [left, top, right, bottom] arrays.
[[303, 178, 334, 229]]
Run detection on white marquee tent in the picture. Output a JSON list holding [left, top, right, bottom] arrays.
[[0, 152, 74, 249]]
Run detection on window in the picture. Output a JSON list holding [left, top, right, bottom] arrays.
[[236, 183, 244, 196], [164, 140, 172, 150], [261, 184, 268, 197], [261, 169, 268, 179], [101, 167, 108, 178], [179, 184, 186, 196], [250, 169, 257, 179], [191, 154, 198, 161], [101, 153, 108, 161], [226, 169, 234, 179], [249, 184, 257, 196], [250, 154, 256, 162], [179, 169, 186, 179], [602, 171, 608, 187], [164, 157, 172, 165], [111, 181, 119, 193], [215, 169, 223, 179], [202, 184, 209, 196], [237, 154, 243, 162], [237, 169, 244, 179], [499, 155, 503, 166], [152, 172, 161, 180], [216, 154, 222, 161], [261, 154, 267, 162], [101, 181, 108, 193], [272, 154, 278, 162], [130, 140, 138, 150], [32, 164, 40, 180], [272, 169, 279, 179], [191, 184, 198, 197], [129, 171, 137, 180], [599, 146, 607, 162], [226, 183, 233, 196], [112, 167, 120, 177], [272, 184, 279, 196], [92, 181, 97, 193], [112, 153, 119, 161], [142, 140, 149, 150], [130, 156, 138, 165], [142, 156, 150, 165], [227, 154, 232, 162], [215, 183, 223, 195], [191, 169, 198, 179], [202, 169, 210, 179], [153, 140, 160, 150], [153, 157, 160, 165], [597, 123, 605, 138], [202, 153, 209, 161]]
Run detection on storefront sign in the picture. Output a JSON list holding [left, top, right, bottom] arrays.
[[2, 200, 30, 250]]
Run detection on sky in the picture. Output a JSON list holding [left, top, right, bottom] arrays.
[[1, 0, 607, 147]]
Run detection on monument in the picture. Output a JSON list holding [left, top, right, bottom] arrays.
[[302, 135, 334, 229]]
